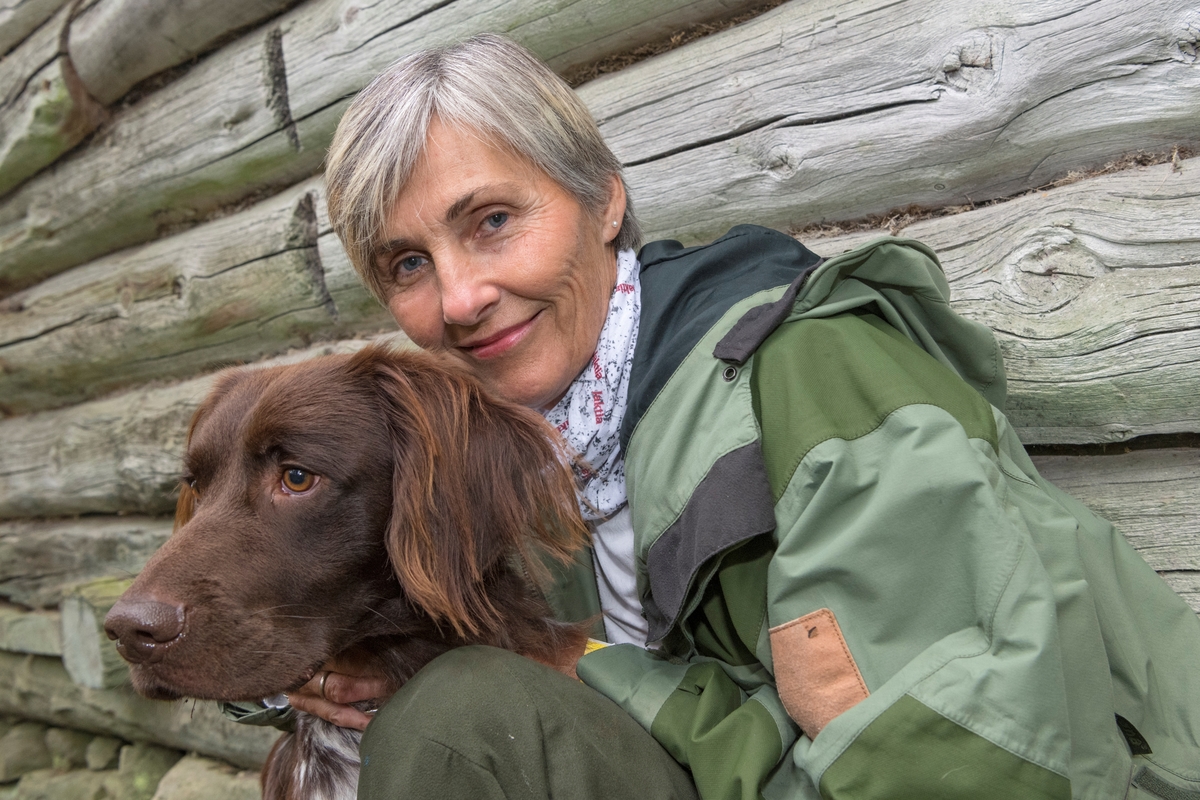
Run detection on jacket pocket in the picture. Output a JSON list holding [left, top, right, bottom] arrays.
[[770, 607, 869, 737]]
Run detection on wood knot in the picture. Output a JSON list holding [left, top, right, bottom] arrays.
[[1175, 12, 1200, 63], [761, 144, 800, 181], [937, 32, 998, 91], [1005, 227, 1109, 313]]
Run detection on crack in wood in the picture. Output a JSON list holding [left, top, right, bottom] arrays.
[[290, 190, 336, 320], [622, 96, 940, 169], [340, 0, 460, 58], [1027, 433, 1200, 456], [0, 312, 88, 348], [262, 26, 299, 151]]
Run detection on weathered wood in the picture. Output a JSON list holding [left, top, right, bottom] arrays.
[[61, 577, 131, 690], [1161, 571, 1200, 614], [1031, 449, 1200, 575], [810, 159, 1200, 444], [0, 652, 279, 769], [0, 21, 316, 295], [0, 3, 105, 197], [2, 0, 309, 200], [0, 0, 68, 57], [579, 0, 1200, 243], [0, 518, 170, 609], [0, 178, 390, 413], [0, 0, 891, 294], [0, 337, 388, 518], [0, 602, 60, 656], [68, 0, 307, 105]]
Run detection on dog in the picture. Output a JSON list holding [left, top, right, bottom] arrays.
[[104, 344, 591, 799]]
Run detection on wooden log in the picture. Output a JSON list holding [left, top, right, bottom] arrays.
[[0, 518, 170, 609], [61, 577, 132, 690], [0, 337, 388, 519], [0, 0, 889, 294], [580, 0, 1200, 243], [68, 0, 308, 106], [2, 0, 312, 200], [0, 651, 279, 769], [0, 0, 68, 57], [1031, 449, 1200, 574], [0, 602, 61, 656], [810, 159, 1200, 444], [1161, 571, 1200, 614], [0, 3, 106, 197], [0, 178, 391, 414]]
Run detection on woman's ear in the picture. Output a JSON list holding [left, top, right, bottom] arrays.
[[367, 348, 588, 638], [602, 174, 627, 245]]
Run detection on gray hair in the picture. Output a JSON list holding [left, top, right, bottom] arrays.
[[325, 33, 641, 301]]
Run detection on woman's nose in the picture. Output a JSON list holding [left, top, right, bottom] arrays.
[[439, 260, 501, 327]]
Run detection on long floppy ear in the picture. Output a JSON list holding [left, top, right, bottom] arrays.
[[363, 347, 589, 638]]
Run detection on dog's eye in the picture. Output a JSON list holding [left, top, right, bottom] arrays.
[[281, 468, 316, 494]]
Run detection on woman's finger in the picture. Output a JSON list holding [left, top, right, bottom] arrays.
[[308, 669, 392, 705], [286, 692, 373, 732]]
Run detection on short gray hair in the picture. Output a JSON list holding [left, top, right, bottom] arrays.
[[325, 33, 641, 301]]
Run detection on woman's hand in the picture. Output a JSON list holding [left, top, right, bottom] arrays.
[[287, 651, 393, 732]]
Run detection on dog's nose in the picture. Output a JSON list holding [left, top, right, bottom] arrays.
[[104, 599, 185, 664]]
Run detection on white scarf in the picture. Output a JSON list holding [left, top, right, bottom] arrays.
[[543, 249, 640, 521]]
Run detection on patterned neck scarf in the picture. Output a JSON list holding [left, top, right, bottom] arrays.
[[542, 249, 640, 521]]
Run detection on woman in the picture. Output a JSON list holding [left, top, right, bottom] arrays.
[[286, 33, 1200, 799]]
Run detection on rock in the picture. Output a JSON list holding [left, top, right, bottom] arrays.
[[105, 743, 182, 800], [44, 727, 93, 770], [10, 767, 112, 800], [85, 736, 123, 771], [0, 722, 51, 782], [0, 605, 61, 657], [150, 755, 261, 800], [60, 578, 131, 690]]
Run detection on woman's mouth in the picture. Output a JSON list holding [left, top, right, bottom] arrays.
[[459, 314, 539, 359]]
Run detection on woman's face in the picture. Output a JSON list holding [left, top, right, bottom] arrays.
[[377, 118, 625, 410]]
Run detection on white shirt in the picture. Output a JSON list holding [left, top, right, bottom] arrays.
[[591, 504, 648, 646]]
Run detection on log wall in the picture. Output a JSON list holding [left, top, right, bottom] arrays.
[[0, 0, 1196, 790]]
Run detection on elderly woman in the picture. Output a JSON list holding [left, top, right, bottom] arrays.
[[283, 33, 1200, 800]]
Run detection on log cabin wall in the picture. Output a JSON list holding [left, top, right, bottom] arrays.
[[0, 0, 1197, 793]]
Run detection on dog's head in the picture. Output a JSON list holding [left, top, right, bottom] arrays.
[[104, 345, 587, 701]]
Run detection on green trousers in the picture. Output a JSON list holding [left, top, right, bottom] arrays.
[[358, 645, 699, 799]]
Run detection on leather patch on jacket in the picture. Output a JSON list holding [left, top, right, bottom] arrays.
[[769, 608, 869, 738]]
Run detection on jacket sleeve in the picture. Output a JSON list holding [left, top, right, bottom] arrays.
[[577, 645, 800, 800], [584, 311, 1086, 798], [765, 402, 1073, 798], [752, 312, 1076, 797]]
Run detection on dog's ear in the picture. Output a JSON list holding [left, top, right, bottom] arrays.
[[366, 349, 588, 638]]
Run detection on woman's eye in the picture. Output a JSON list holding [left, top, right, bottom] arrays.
[[281, 468, 316, 494], [485, 212, 508, 229], [398, 255, 426, 273]]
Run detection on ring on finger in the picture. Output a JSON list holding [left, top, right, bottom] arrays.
[[318, 670, 330, 701]]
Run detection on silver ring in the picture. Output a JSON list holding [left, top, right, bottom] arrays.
[[318, 670, 330, 701]]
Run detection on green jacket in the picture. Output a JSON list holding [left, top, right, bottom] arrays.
[[575, 226, 1200, 800]]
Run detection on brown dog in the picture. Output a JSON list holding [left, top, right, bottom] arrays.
[[104, 344, 590, 799]]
